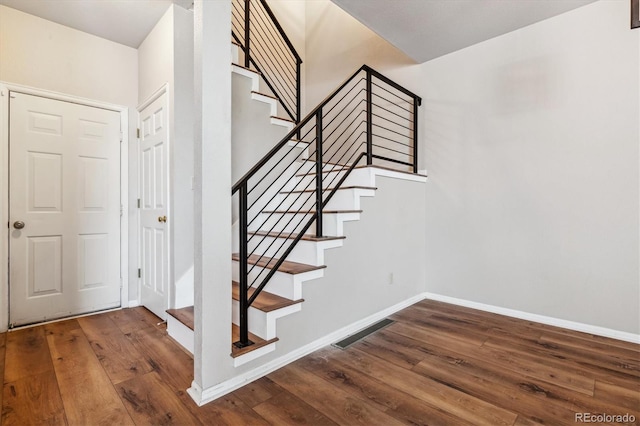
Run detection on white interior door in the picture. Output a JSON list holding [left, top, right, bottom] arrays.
[[9, 92, 121, 327], [138, 91, 169, 320]]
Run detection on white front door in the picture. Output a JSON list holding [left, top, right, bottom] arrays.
[[138, 91, 169, 320], [9, 92, 121, 327]]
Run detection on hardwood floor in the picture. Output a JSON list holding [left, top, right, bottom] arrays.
[[1, 300, 638, 425]]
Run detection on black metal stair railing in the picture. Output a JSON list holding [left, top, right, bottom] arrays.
[[232, 0, 302, 124], [232, 65, 422, 347]]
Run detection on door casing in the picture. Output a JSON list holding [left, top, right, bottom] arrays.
[[0, 82, 130, 331]]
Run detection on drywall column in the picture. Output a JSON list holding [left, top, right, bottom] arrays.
[[189, 0, 233, 403]]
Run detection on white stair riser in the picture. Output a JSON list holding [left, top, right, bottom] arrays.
[[231, 260, 324, 299], [232, 300, 301, 340], [294, 167, 373, 190], [166, 316, 194, 354], [248, 236, 343, 266], [251, 211, 361, 236], [267, 188, 375, 211]]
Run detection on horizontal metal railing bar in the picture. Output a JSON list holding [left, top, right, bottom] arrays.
[[258, 0, 303, 63], [246, 151, 367, 302], [372, 120, 413, 139], [366, 66, 421, 105], [371, 133, 413, 150], [370, 77, 417, 107], [246, 134, 314, 198], [371, 111, 413, 132], [246, 148, 318, 229], [248, 22, 297, 84], [233, 65, 368, 193], [246, 44, 296, 105], [371, 81, 412, 106], [248, 154, 319, 234], [372, 142, 415, 158], [248, 36, 296, 90], [323, 146, 367, 193], [323, 123, 366, 162], [251, 6, 298, 67], [372, 102, 415, 123], [323, 132, 366, 170], [371, 154, 414, 168], [322, 104, 366, 144], [322, 94, 365, 131], [321, 152, 367, 208], [247, 56, 297, 122], [321, 78, 365, 119], [246, 171, 320, 277], [371, 91, 414, 115]]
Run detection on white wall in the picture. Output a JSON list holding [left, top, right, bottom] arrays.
[[138, 5, 195, 308], [0, 5, 138, 323], [304, 0, 416, 111], [302, 0, 639, 335], [420, 0, 639, 334]]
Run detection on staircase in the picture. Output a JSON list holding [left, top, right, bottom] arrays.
[[166, 0, 425, 366]]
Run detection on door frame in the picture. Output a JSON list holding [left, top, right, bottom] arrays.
[[0, 82, 130, 331], [136, 84, 171, 316]]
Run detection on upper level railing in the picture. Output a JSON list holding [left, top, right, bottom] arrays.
[[232, 0, 302, 124], [232, 65, 421, 347]]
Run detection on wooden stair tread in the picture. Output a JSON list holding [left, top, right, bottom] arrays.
[[166, 306, 194, 331], [249, 230, 345, 242], [296, 166, 349, 177], [295, 165, 427, 178], [232, 253, 326, 274], [356, 164, 428, 178], [231, 281, 303, 312], [231, 63, 261, 76], [282, 185, 377, 194], [261, 209, 363, 214], [252, 91, 277, 100], [231, 324, 278, 358], [271, 115, 294, 123]]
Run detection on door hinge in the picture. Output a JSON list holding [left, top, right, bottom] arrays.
[[137, 198, 141, 208], [120, 277, 123, 288], [120, 131, 123, 143], [120, 204, 124, 217], [138, 268, 141, 278], [136, 128, 140, 139]]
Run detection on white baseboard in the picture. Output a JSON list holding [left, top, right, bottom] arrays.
[[423, 292, 640, 344], [128, 299, 140, 308], [189, 292, 426, 406]]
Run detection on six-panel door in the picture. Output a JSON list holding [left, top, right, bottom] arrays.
[[9, 92, 121, 326]]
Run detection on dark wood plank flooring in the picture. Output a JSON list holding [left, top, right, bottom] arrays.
[[1, 300, 638, 425]]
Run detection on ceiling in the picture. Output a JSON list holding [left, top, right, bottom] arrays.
[[0, 0, 192, 48], [331, 0, 597, 63], [0, 0, 596, 56]]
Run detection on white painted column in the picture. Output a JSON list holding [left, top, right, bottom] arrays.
[[189, 0, 233, 404]]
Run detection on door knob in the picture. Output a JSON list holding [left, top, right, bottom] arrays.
[[158, 216, 167, 223], [13, 221, 25, 229]]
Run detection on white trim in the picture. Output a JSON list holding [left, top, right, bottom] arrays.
[[128, 299, 140, 308], [0, 81, 129, 332], [423, 292, 640, 344], [370, 166, 428, 183], [187, 292, 425, 406], [232, 341, 276, 367]]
